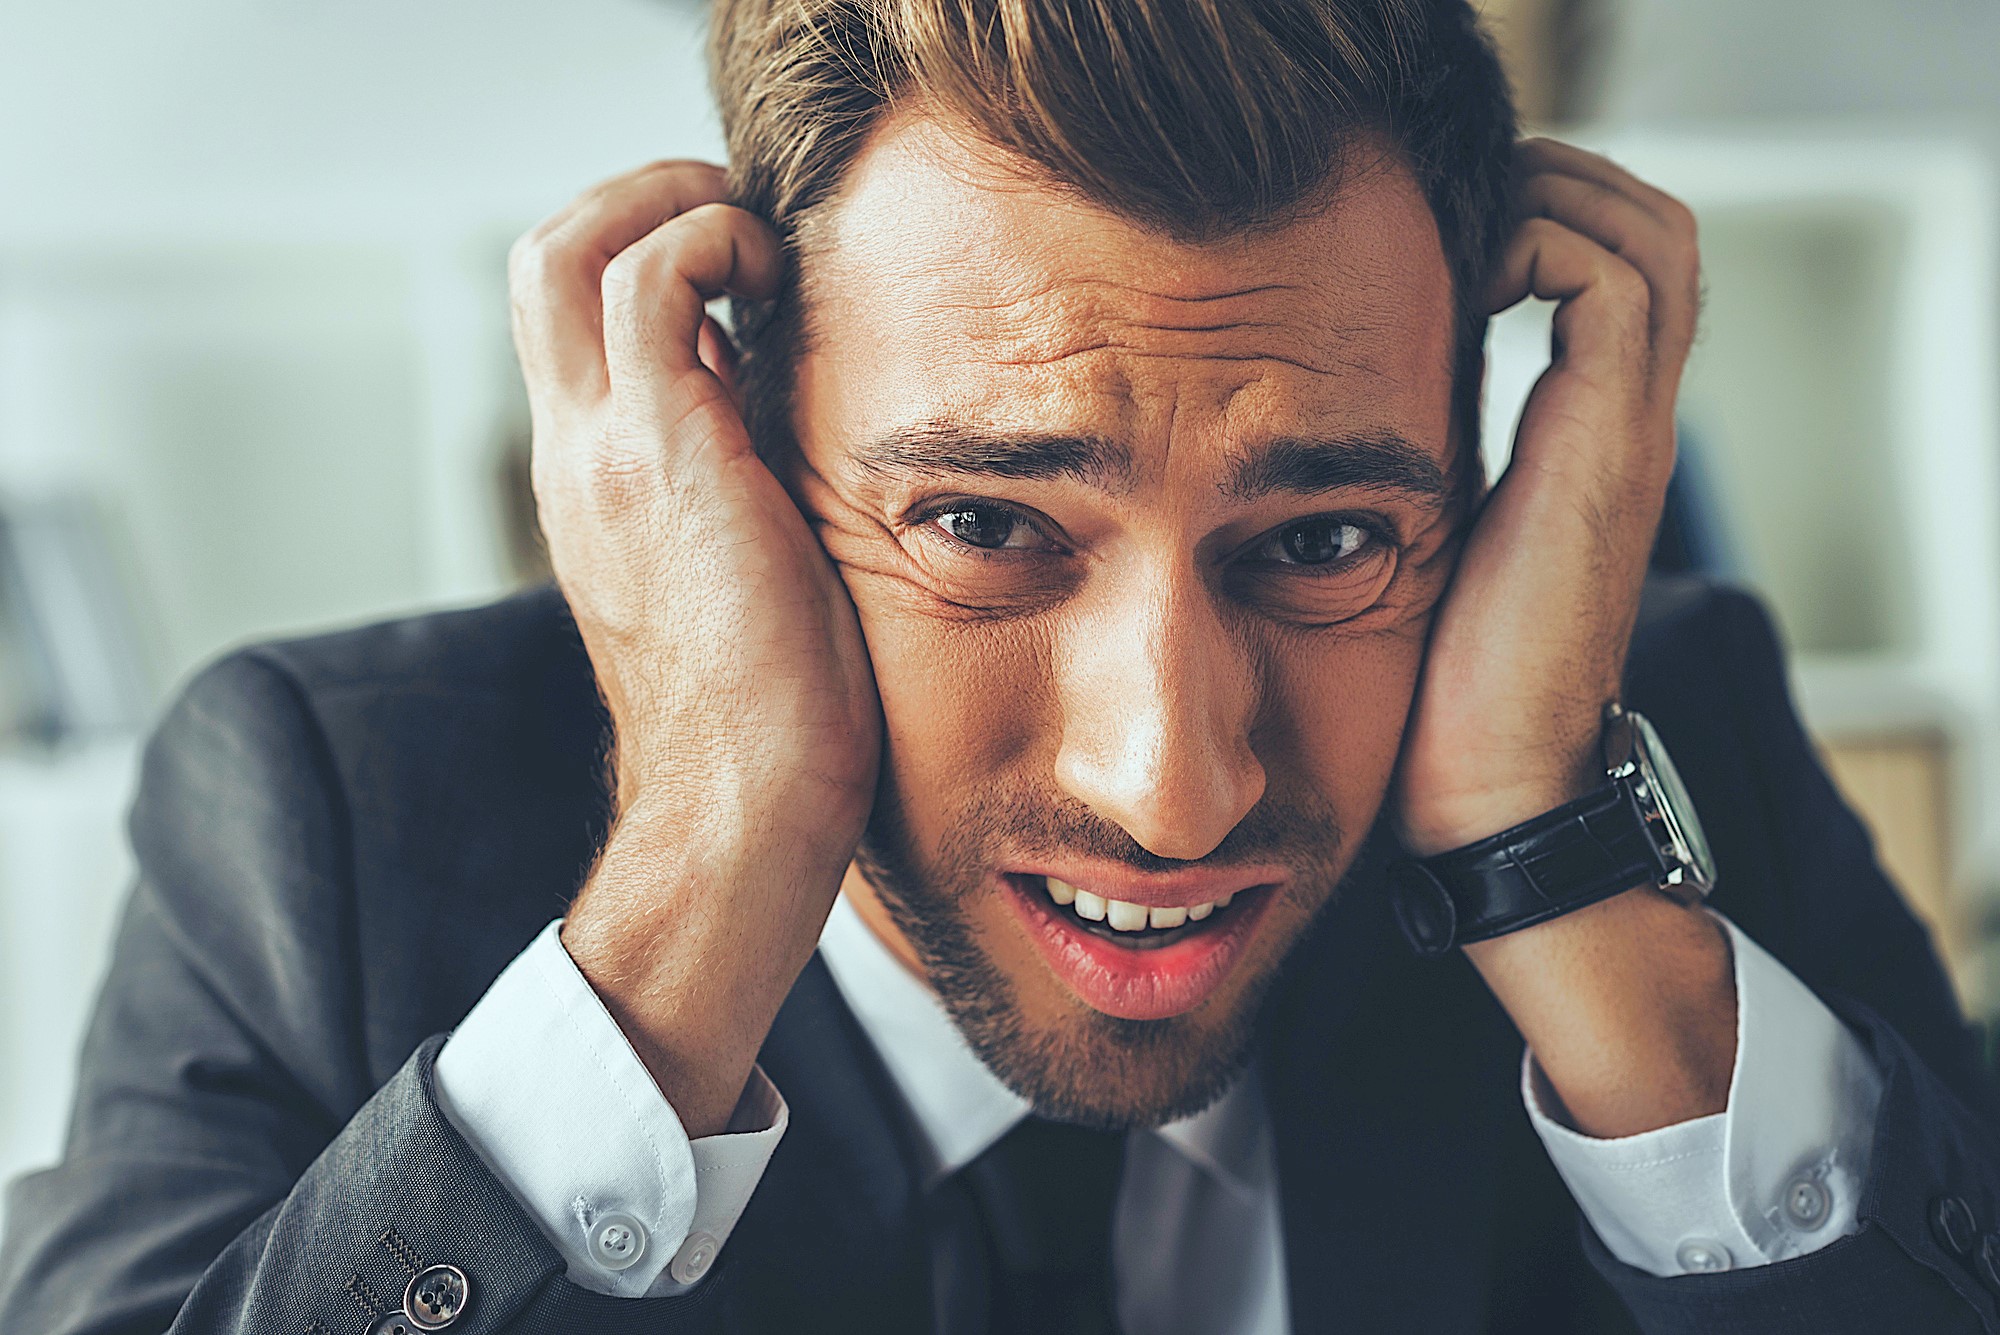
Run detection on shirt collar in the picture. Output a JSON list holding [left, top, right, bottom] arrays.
[[816, 890, 1267, 1196]]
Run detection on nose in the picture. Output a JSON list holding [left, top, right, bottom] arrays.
[[1053, 569, 1266, 861]]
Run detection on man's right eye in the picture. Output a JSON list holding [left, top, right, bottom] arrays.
[[929, 504, 1046, 551]]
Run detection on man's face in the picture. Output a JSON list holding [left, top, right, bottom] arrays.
[[786, 112, 1464, 1127]]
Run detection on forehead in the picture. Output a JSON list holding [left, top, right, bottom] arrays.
[[795, 112, 1458, 466]]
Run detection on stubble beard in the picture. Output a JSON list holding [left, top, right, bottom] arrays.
[[851, 772, 1351, 1131]]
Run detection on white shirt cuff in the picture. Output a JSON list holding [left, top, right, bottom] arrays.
[[1524, 911, 1885, 1278], [433, 920, 787, 1297]]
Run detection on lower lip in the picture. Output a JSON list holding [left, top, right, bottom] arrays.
[[1003, 877, 1276, 1021]]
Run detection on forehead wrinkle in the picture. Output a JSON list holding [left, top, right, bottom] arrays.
[[940, 277, 1404, 385], [926, 275, 1310, 316], [985, 338, 1358, 382]]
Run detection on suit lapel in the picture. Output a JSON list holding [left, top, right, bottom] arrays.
[[714, 954, 937, 1333], [1264, 852, 1523, 1333]]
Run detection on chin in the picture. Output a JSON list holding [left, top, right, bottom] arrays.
[[866, 862, 1296, 1129], [850, 780, 1348, 1126]]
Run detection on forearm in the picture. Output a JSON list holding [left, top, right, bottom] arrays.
[[1466, 886, 1737, 1137], [559, 797, 852, 1138]]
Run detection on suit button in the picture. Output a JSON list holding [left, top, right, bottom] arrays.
[[1978, 1234, 2000, 1295], [1675, 1238, 1733, 1274], [403, 1264, 469, 1330], [368, 1315, 418, 1335], [1932, 1196, 1978, 1257]]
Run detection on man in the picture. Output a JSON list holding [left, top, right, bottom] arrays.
[[2, 0, 1996, 1331]]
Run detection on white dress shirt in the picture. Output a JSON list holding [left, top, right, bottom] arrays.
[[434, 896, 1884, 1326]]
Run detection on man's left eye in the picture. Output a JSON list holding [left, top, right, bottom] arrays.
[[1259, 517, 1374, 566], [931, 504, 1046, 551]]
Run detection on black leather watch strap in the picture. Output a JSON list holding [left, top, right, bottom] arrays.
[[1390, 778, 1667, 958]]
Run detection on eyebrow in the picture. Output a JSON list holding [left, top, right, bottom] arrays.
[[1223, 434, 1450, 502], [851, 423, 1135, 488], [849, 421, 1448, 502]]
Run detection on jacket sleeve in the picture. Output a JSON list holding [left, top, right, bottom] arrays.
[[0, 651, 738, 1335], [1592, 588, 2000, 1333]]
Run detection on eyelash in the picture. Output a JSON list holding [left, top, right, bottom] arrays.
[[1242, 514, 1396, 571], [907, 499, 1396, 573], [908, 500, 1064, 558]]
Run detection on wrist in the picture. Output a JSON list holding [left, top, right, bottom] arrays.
[[1466, 891, 1737, 1137], [1400, 750, 1602, 858], [561, 797, 852, 1136]]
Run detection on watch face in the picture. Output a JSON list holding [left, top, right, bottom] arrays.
[[1628, 711, 1718, 895]]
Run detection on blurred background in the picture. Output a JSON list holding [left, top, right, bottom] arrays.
[[2, 0, 1998, 1225]]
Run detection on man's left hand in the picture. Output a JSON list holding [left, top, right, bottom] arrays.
[[1394, 138, 1737, 1139]]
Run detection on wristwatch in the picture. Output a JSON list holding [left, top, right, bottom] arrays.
[[1390, 704, 1718, 958]]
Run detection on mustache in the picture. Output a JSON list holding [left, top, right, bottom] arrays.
[[915, 781, 1348, 883]]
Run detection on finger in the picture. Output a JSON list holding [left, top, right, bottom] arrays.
[[600, 203, 783, 428], [1484, 216, 1651, 384], [1515, 138, 1692, 230], [509, 160, 730, 402], [1514, 171, 1698, 350]]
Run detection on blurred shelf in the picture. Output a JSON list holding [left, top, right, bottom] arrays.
[[0, 739, 140, 1194], [0, 233, 533, 695]]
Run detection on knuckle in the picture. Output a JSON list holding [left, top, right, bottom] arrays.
[[602, 223, 705, 309], [1576, 174, 1620, 212], [507, 232, 560, 296], [599, 247, 651, 306], [1603, 255, 1651, 304], [1672, 232, 1702, 280], [1515, 215, 1562, 248], [1665, 194, 1699, 239]]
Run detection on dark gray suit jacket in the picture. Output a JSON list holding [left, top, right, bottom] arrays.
[[3, 579, 1998, 1333]]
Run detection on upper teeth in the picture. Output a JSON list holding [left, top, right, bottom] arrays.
[[1045, 877, 1233, 931]]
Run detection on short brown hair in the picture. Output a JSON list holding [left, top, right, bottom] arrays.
[[710, 0, 1517, 458]]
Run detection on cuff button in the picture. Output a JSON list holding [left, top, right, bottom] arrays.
[[402, 1265, 469, 1331], [670, 1231, 719, 1285], [591, 1213, 649, 1273], [1782, 1177, 1831, 1232], [368, 1316, 416, 1335], [1931, 1195, 1978, 1258], [1674, 1238, 1733, 1275]]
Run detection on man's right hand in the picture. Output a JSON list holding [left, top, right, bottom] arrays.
[[509, 161, 882, 1137]]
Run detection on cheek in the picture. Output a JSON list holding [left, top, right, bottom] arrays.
[[1267, 627, 1426, 827], [844, 583, 1056, 847]]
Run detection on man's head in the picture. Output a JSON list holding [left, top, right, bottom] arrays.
[[708, 0, 1517, 1127]]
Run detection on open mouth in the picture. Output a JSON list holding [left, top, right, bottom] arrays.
[[1027, 873, 1251, 950], [1001, 871, 1279, 1020]]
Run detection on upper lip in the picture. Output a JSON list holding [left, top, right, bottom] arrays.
[[1005, 857, 1287, 909]]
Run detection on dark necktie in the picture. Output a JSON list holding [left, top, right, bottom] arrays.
[[930, 1116, 1128, 1335]]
